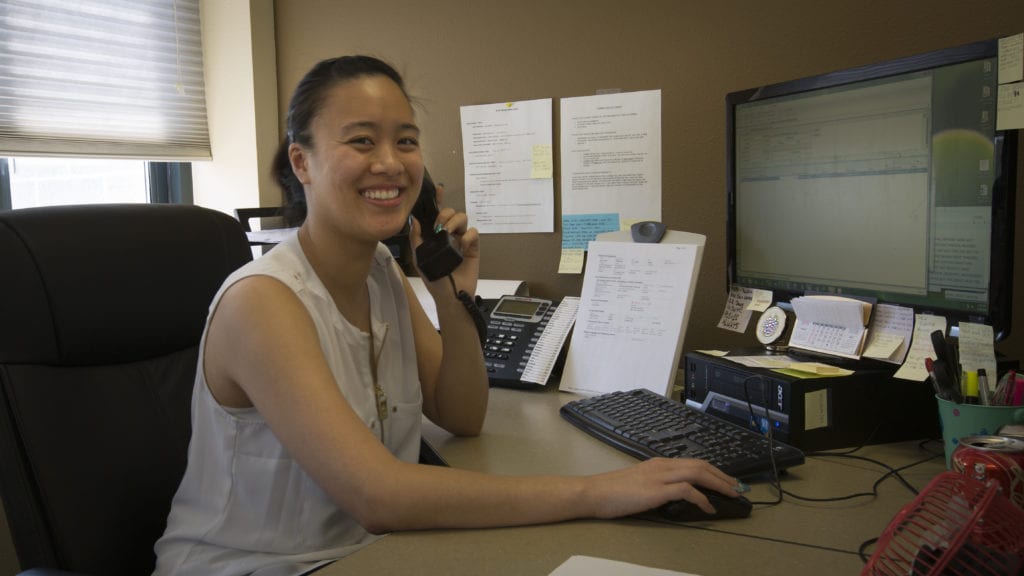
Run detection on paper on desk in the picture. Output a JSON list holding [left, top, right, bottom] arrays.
[[892, 314, 947, 381], [408, 278, 527, 330], [560, 239, 700, 397], [725, 355, 799, 369], [550, 555, 700, 576], [724, 355, 851, 376]]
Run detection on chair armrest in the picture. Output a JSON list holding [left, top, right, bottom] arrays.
[[234, 207, 283, 232]]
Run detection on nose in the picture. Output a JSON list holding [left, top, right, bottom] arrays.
[[370, 143, 403, 176]]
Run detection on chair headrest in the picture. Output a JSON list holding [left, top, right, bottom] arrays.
[[0, 204, 252, 365]]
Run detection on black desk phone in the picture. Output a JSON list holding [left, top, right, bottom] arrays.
[[480, 295, 575, 389]]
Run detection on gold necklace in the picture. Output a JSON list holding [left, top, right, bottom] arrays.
[[368, 322, 390, 440]]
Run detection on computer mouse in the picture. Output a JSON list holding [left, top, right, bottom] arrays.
[[630, 220, 666, 243], [656, 486, 752, 522]]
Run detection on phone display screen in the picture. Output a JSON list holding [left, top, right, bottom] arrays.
[[491, 297, 550, 322]]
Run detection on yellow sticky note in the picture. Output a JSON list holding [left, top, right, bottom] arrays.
[[997, 82, 1024, 130], [531, 144, 553, 179], [999, 33, 1023, 84], [558, 248, 584, 274]]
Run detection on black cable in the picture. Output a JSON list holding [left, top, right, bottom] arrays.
[[639, 518, 864, 558], [446, 275, 487, 345], [741, 374, 783, 507]]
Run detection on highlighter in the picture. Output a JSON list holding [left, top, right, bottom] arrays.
[[964, 370, 979, 405]]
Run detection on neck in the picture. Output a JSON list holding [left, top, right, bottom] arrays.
[[297, 223, 377, 330]]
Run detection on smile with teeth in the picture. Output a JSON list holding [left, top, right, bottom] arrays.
[[362, 188, 400, 200]]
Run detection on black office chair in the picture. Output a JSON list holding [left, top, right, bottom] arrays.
[[0, 204, 252, 575]]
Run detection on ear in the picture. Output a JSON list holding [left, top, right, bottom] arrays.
[[289, 142, 311, 185]]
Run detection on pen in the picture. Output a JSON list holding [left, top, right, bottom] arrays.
[[977, 368, 990, 406]]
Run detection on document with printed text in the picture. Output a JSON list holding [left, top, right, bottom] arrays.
[[560, 234, 703, 397]]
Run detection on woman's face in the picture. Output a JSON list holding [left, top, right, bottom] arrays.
[[291, 75, 424, 244]]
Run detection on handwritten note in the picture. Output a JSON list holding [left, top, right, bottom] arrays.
[[958, 322, 997, 383], [717, 285, 754, 333], [999, 32, 1023, 84], [998, 82, 1024, 130], [561, 213, 620, 249], [893, 314, 947, 381], [747, 288, 774, 312], [531, 144, 553, 178], [558, 248, 585, 274], [863, 303, 914, 364]]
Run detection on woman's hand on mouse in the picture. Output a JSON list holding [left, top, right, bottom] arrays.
[[583, 458, 740, 519]]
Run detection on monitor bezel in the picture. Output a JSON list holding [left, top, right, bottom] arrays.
[[725, 38, 1017, 340]]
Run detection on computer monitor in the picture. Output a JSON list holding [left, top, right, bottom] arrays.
[[726, 38, 1017, 340]]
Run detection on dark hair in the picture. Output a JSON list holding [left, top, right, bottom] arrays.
[[271, 55, 409, 226]]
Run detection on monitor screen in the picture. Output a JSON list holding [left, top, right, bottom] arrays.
[[726, 39, 1017, 340]]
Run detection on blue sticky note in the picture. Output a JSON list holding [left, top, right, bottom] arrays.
[[561, 213, 620, 249]]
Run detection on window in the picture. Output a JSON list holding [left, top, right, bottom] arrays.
[[0, 0, 208, 210], [0, 157, 193, 210]]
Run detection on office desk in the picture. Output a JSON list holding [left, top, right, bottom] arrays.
[[320, 384, 946, 576]]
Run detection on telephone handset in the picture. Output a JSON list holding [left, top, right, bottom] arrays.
[[410, 169, 463, 281]]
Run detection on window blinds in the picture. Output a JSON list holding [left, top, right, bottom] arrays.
[[0, 0, 210, 159]]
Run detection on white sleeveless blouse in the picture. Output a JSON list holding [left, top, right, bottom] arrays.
[[153, 233, 423, 576]]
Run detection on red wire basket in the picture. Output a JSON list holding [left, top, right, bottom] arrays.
[[862, 471, 1024, 575]]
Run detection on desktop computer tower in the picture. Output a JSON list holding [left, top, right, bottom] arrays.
[[683, 349, 941, 452]]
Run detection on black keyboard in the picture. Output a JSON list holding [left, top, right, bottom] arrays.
[[560, 388, 805, 479]]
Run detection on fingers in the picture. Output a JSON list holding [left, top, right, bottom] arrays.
[[436, 208, 466, 235], [644, 458, 741, 511], [434, 209, 479, 257]]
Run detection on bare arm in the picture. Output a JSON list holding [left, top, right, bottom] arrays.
[[204, 276, 740, 535], [406, 208, 489, 437]]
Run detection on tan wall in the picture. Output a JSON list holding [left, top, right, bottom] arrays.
[[273, 0, 1024, 361]]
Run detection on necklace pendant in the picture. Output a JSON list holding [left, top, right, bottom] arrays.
[[376, 389, 389, 422]]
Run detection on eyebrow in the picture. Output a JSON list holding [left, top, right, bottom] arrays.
[[342, 120, 420, 135]]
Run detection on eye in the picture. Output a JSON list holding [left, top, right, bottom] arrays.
[[397, 136, 419, 150], [347, 136, 374, 148]]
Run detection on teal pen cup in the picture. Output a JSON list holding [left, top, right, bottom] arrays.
[[936, 395, 1024, 468]]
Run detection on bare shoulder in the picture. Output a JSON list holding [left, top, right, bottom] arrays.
[[204, 274, 320, 407]]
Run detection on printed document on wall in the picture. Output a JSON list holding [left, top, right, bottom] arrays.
[[559, 90, 661, 249], [560, 238, 700, 398], [460, 98, 554, 233]]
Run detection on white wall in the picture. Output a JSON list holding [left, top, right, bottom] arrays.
[[192, 0, 279, 216]]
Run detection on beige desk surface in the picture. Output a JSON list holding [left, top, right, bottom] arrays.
[[319, 384, 946, 576]]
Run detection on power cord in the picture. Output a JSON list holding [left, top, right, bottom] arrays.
[[742, 374, 783, 506]]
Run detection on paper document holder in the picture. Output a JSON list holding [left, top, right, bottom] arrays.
[[559, 229, 705, 398]]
